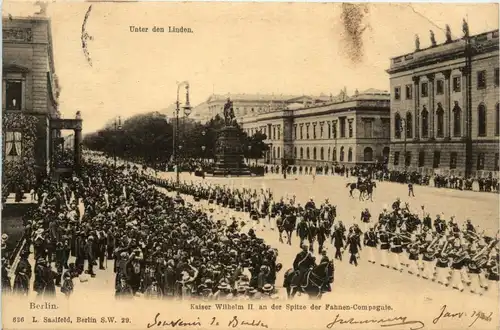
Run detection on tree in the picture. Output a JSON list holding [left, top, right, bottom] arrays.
[[244, 132, 269, 164]]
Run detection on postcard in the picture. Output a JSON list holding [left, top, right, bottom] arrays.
[[1, 1, 499, 330]]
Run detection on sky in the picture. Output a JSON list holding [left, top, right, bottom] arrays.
[[2, 1, 499, 134]]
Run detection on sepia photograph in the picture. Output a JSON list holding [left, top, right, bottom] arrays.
[[1, 1, 499, 329]]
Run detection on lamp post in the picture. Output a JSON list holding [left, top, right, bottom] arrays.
[[201, 129, 207, 164], [113, 116, 122, 167], [174, 81, 192, 188], [247, 145, 252, 166]]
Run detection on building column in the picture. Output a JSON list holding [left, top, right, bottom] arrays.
[[443, 69, 452, 138], [74, 128, 82, 173], [412, 76, 420, 140], [459, 67, 468, 138], [427, 73, 435, 138]]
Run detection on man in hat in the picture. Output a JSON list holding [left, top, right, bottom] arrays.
[[296, 217, 309, 248], [13, 250, 32, 295], [85, 236, 96, 277], [115, 275, 134, 299], [292, 243, 315, 288], [61, 263, 77, 298], [213, 281, 233, 300], [331, 223, 346, 261], [319, 248, 333, 292], [363, 227, 378, 264], [360, 208, 371, 233]]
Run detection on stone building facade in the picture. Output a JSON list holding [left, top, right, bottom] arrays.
[[192, 93, 331, 123], [2, 16, 82, 189], [237, 89, 391, 167], [387, 29, 499, 178]]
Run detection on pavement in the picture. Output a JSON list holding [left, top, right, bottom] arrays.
[[9, 165, 498, 319]]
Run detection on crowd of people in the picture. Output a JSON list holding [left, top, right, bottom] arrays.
[[2, 153, 498, 301], [2, 160, 285, 300], [263, 163, 498, 193]]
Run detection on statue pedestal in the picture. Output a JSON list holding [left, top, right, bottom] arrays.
[[212, 126, 251, 176]]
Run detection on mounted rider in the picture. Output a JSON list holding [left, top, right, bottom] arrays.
[[319, 248, 332, 293], [292, 243, 316, 288]]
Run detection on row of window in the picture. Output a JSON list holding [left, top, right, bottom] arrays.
[[393, 151, 499, 171], [247, 117, 391, 141], [293, 118, 354, 140], [393, 68, 500, 101], [245, 124, 281, 140], [273, 146, 378, 163], [394, 103, 499, 139]]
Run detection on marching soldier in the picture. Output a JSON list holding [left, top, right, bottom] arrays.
[[378, 226, 390, 268], [296, 217, 309, 248], [319, 249, 332, 293], [363, 227, 378, 264], [406, 235, 421, 276], [389, 228, 404, 272], [360, 208, 371, 233], [345, 228, 361, 267], [331, 223, 346, 261]]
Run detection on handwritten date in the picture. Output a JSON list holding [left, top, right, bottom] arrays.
[[433, 305, 493, 328]]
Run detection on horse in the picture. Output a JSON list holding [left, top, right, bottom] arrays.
[[277, 215, 296, 245], [346, 182, 367, 200], [283, 260, 334, 299]]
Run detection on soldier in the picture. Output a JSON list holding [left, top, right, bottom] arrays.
[[317, 221, 328, 254], [331, 224, 346, 261], [305, 198, 315, 211], [296, 217, 309, 248], [292, 243, 315, 289], [390, 228, 404, 272], [345, 228, 361, 266], [360, 208, 371, 233], [406, 235, 421, 276], [363, 227, 378, 264], [378, 226, 390, 268], [449, 239, 466, 291], [319, 249, 332, 293]]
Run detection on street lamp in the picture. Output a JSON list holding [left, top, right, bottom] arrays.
[[174, 81, 192, 188], [247, 145, 252, 165], [113, 116, 122, 167]]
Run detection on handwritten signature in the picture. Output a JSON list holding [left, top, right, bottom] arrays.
[[326, 314, 425, 330], [147, 313, 202, 328], [146, 314, 268, 328], [433, 304, 493, 328]]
